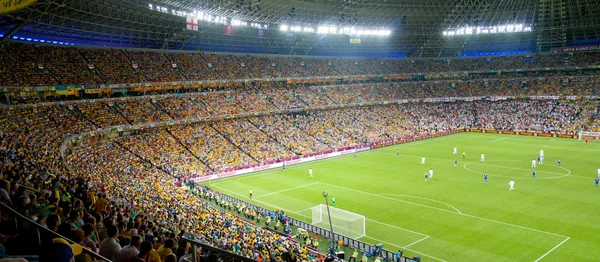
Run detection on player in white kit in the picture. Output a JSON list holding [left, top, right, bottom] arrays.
[[509, 181, 515, 190], [453, 148, 457, 154], [429, 168, 434, 179], [480, 154, 485, 162], [420, 157, 425, 164], [531, 160, 536, 168], [309, 168, 313, 177]]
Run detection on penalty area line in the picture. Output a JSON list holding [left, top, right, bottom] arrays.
[[534, 237, 570, 262], [361, 236, 446, 262]]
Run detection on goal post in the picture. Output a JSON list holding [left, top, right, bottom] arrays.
[[310, 204, 366, 239], [578, 130, 600, 140]]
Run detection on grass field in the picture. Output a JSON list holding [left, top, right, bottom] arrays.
[[203, 133, 600, 261]]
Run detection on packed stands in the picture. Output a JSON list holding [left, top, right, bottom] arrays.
[[1, 41, 600, 261], [2, 43, 600, 87]]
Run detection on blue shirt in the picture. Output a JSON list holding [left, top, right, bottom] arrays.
[[532, 170, 536, 176], [484, 174, 488, 179], [595, 178, 599, 184]]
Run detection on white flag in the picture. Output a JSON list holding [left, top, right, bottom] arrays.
[[186, 17, 198, 31]]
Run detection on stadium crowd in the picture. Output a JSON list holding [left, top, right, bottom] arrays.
[[2, 42, 600, 261], [0, 91, 591, 262], [2, 42, 600, 87]]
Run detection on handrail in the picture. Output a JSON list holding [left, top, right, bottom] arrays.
[[0, 201, 111, 261]]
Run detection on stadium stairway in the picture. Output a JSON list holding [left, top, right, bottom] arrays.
[[112, 103, 135, 125], [209, 122, 260, 163], [247, 117, 299, 155], [165, 127, 215, 172]]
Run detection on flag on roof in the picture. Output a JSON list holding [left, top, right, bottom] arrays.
[[186, 17, 198, 31]]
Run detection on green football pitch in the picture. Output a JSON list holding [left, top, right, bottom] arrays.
[[204, 133, 600, 261]]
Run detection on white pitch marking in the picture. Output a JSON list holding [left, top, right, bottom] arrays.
[[367, 218, 429, 237], [378, 194, 462, 214], [533, 237, 570, 262], [491, 136, 513, 143], [404, 235, 430, 248], [255, 182, 319, 198], [462, 161, 572, 180], [361, 236, 447, 262], [320, 182, 461, 214], [317, 182, 569, 238]]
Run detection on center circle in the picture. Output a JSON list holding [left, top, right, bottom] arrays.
[[463, 160, 570, 180]]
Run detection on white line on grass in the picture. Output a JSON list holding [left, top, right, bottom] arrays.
[[255, 182, 320, 198], [378, 194, 462, 214], [491, 136, 513, 143], [317, 182, 569, 238], [210, 184, 443, 261], [210, 134, 460, 186], [320, 182, 462, 215], [533, 237, 570, 262], [367, 219, 429, 237], [462, 162, 572, 180], [361, 236, 447, 262], [404, 236, 430, 248]]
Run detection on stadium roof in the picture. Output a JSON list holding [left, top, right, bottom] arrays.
[[1, 0, 600, 57]]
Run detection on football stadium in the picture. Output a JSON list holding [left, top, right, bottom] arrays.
[[1, 0, 600, 261]]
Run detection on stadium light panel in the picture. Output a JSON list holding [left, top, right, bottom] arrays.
[[280, 25, 288, 31], [443, 23, 532, 36]]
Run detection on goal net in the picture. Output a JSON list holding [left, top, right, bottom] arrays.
[[578, 131, 600, 140], [310, 204, 366, 239]]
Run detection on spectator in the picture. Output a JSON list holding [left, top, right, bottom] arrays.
[[116, 235, 142, 262], [99, 225, 121, 261]]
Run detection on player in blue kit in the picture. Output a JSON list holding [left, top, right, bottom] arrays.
[[424, 172, 429, 182], [557, 158, 561, 167], [484, 173, 488, 184], [532, 169, 536, 179], [454, 157, 458, 167], [595, 177, 599, 187]]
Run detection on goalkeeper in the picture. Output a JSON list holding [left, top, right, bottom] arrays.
[[331, 197, 337, 207]]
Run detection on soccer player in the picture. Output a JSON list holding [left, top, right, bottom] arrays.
[[331, 197, 337, 207], [453, 147, 457, 154], [537, 155, 542, 165], [309, 168, 313, 177], [282, 162, 286, 170], [532, 169, 536, 179], [354, 150, 357, 159], [595, 177, 599, 187], [509, 180, 515, 190], [396, 151, 399, 156], [586, 138, 589, 146], [462, 151, 466, 159], [484, 173, 488, 184], [597, 167, 600, 177], [420, 157, 425, 164], [429, 168, 434, 179], [531, 159, 537, 168], [480, 153, 485, 162], [539, 149, 544, 158], [424, 172, 429, 182], [249, 188, 253, 199], [557, 158, 561, 167], [454, 157, 458, 166]]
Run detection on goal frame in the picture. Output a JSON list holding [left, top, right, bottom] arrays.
[[578, 130, 600, 140], [310, 204, 366, 239]]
